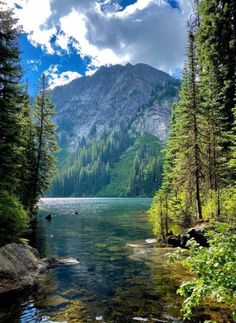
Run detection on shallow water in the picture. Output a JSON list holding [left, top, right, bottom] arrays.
[[0, 198, 230, 323]]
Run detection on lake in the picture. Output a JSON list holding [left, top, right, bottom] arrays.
[[0, 198, 186, 322]]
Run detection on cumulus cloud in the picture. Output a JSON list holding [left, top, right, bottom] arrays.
[[45, 65, 82, 89], [11, 0, 192, 75]]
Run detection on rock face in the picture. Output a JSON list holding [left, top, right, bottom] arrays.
[[51, 63, 180, 150], [0, 244, 79, 296], [48, 63, 180, 197]]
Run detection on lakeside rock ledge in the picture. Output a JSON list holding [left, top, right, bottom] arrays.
[[0, 243, 79, 296]]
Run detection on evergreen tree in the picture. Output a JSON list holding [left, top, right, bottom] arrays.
[[197, 0, 236, 151], [18, 88, 38, 211], [0, 3, 24, 192], [172, 28, 204, 221], [31, 74, 58, 208]]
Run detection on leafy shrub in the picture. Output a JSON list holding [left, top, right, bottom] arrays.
[[202, 187, 236, 220], [170, 225, 236, 321], [0, 191, 29, 245]]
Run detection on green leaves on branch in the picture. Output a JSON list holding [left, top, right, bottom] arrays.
[[174, 227, 236, 321], [0, 191, 29, 246]]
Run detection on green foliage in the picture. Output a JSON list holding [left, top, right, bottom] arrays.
[[96, 145, 137, 197], [0, 4, 24, 192], [50, 129, 130, 197], [202, 186, 236, 220], [197, 0, 236, 136], [50, 132, 163, 197], [0, 4, 58, 244], [30, 74, 58, 208], [149, 0, 236, 232], [0, 191, 29, 245], [175, 226, 236, 321], [127, 133, 163, 197]]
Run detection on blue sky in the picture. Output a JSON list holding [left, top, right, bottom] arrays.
[[9, 0, 191, 94]]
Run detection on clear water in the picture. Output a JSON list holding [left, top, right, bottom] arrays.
[[0, 198, 222, 323]]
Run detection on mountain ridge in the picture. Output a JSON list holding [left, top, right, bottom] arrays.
[[49, 63, 180, 197]]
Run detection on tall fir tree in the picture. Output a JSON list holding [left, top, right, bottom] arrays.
[[17, 87, 38, 211], [173, 28, 204, 221], [197, 0, 236, 155], [0, 3, 24, 192], [31, 74, 58, 209]]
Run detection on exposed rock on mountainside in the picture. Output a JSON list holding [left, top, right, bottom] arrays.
[[49, 63, 180, 197]]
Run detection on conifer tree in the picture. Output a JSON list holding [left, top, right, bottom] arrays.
[[172, 28, 204, 221], [0, 3, 24, 192], [18, 88, 37, 211], [197, 0, 236, 152], [31, 74, 58, 209]]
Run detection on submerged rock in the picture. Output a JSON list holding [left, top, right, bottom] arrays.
[[0, 243, 79, 296], [42, 256, 79, 267]]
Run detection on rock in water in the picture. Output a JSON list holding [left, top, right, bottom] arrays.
[[0, 243, 79, 296], [0, 243, 43, 295], [45, 214, 52, 220], [42, 256, 79, 267]]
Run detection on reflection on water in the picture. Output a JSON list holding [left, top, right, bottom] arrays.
[[0, 198, 230, 323]]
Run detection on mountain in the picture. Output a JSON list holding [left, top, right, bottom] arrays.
[[49, 63, 180, 197]]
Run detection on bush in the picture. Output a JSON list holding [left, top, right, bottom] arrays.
[[0, 191, 29, 245], [170, 224, 236, 321], [202, 186, 236, 220]]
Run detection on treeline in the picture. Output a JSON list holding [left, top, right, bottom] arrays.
[[149, 0, 236, 234], [0, 5, 57, 245], [149, 0, 235, 319], [51, 130, 131, 196], [128, 134, 163, 196], [50, 132, 163, 197]]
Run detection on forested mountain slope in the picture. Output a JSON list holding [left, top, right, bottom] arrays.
[[49, 63, 180, 197]]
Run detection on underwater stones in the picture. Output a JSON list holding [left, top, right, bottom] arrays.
[[42, 256, 80, 268], [51, 299, 87, 323], [39, 295, 69, 307]]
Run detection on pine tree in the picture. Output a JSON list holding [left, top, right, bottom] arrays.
[[0, 3, 24, 192], [18, 88, 37, 211], [197, 0, 236, 153], [171, 28, 204, 221], [31, 74, 58, 209]]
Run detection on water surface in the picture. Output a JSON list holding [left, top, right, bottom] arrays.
[[0, 198, 199, 322]]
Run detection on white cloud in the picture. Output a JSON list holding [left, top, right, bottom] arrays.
[[45, 65, 82, 89], [85, 68, 98, 77], [11, 0, 192, 75]]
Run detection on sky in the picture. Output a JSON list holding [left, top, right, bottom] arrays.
[[5, 0, 192, 94]]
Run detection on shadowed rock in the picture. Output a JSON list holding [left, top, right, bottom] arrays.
[[45, 214, 52, 220], [0, 243, 79, 296]]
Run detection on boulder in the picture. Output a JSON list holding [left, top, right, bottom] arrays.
[[0, 243, 79, 296], [0, 243, 43, 295], [182, 226, 209, 247], [163, 225, 208, 248], [165, 235, 181, 247]]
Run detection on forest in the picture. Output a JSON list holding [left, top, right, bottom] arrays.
[[0, 0, 235, 321], [0, 4, 57, 244], [50, 132, 163, 197], [149, 0, 236, 319]]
